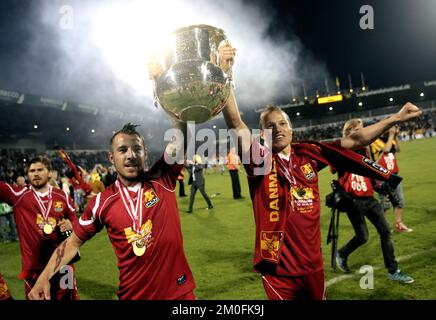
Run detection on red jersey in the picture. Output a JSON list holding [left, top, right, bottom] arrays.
[[0, 182, 77, 277], [378, 152, 399, 174], [244, 139, 394, 277], [245, 141, 325, 276], [74, 156, 195, 300], [338, 172, 374, 197]]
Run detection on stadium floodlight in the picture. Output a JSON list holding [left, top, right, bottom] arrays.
[[389, 97, 394, 102], [420, 92, 425, 97], [358, 102, 363, 107], [91, 1, 205, 95]]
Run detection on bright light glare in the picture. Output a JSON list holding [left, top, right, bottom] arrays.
[[91, 1, 203, 94]]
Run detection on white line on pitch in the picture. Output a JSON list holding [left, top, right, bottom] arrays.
[[325, 247, 436, 287]]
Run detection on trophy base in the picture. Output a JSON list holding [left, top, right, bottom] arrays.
[[179, 105, 212, 123]]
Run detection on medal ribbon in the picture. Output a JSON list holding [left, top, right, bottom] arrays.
[[116, 180, 143, 234], [276, 153, 297, 187], [32, 185, 53, 224]]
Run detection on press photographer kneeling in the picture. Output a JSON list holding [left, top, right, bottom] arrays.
[[331, 119, 414, 284]]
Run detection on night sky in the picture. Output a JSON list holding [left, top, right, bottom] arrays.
[[250, 0, 436, 88]]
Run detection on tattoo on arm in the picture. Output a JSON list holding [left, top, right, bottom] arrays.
[[53, 240, 67, 274]]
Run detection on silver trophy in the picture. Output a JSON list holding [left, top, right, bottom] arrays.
[[152, 25, 231, 123]]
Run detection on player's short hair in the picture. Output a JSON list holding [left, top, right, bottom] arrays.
[[259, 105, 292, 129], [343, 118, 363, 137], [27, 156, 52, 172], [110, 123, 146, 150]]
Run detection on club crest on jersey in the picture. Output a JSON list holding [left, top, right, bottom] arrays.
[[54, 201, 64, 212], [300, 163, 316, 180], [143, 189, 159, 208], [362, 158, 389, 175]]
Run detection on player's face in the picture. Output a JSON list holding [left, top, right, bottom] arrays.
[[28, 163, 50, 189], [262, 111, 293, 152], [109, 133, 146, 185], [16, 176, 25, 186]]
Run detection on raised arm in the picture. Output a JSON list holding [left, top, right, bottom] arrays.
[[383, 127, 397, 153], [341, 102, 422, 150], [28, 232, 83, 300], [394, 127, 401, 152], [219, 43, 252, 156]]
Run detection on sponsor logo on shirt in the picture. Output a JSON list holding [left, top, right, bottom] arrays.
[[143, 189, 160, 208], [300, 162, 316, 180], [260, 231, 282, 262], [36, 214, 57, 230], [290, 186, 315, 214], [362, 158, 389, 175], [54, 201, 64, 213], [124, 219, 154, 248]]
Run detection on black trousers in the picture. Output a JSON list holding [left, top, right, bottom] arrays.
[[178, 180, 186, 197], [229, 170, 242, 199], [338, 197, 398, 274], [188, 182, 212, 210]]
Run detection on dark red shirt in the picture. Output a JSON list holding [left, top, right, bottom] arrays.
[[0, 182, 77, 277], [245, 141, 325, 276], [74, 156, 195, 300], [339, 172, 374, 197]]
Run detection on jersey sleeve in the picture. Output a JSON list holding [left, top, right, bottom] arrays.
[[73, 194, 104, 242], [147, 153, 184, 190], [63, 191, 78, 224], [242, 139, 272, 177], [0, 181, 21, 205]]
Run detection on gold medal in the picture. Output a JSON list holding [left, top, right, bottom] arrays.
[[133, 241, 146, 256], [136, 238, 145, 248], [43, 223, 54, 235]]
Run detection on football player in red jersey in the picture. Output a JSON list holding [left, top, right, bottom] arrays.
[[218, 42, 421, 299], [0, 156, 78, 300], [29, 123, 196, 300]]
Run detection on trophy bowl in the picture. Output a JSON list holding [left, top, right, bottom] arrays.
[[154, 25, 231, 123]]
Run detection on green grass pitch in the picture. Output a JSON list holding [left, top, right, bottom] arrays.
[[1, 138, 435, 299]]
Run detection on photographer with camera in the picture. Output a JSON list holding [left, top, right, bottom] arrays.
[[333, 119, 414, 284], [371, 126, 412, 232]]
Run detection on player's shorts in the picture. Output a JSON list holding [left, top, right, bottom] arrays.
[[23, 265, 79, 300], [176, 290, 196, 300], [379, 181, 404, 210], [262, 270, 325, 300]]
